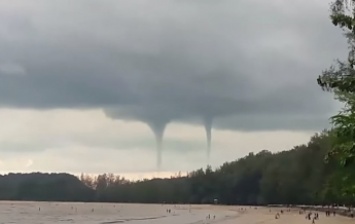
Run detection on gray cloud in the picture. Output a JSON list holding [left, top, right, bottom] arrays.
[[0, 0, 345, 132]]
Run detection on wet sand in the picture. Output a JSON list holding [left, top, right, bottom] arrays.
[[217, 206, 355, 224], [0, 201, 353, 224]]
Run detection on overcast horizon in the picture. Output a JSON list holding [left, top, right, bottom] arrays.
[[0, 0, 346, 179]]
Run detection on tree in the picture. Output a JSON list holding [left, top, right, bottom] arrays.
[[0, 132, 352, 205], [317, 0, 355, 167], [79, 173, 95, 188], [317, 0, 355, 201]]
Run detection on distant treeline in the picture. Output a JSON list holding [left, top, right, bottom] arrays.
[[0, 173, 95, 201], [0, 130, 353, 205]]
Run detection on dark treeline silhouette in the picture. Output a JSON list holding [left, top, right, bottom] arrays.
[[0, 173, 95, 201], [0, 131, 353, 205], [82, 130, 353, 205]]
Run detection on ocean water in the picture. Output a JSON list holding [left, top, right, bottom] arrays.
[[0, 201, 237, 224]]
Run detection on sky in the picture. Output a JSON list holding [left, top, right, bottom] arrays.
[[0, 0, 348, 180]]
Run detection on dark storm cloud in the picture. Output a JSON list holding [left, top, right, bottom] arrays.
[[0, 0, 346, 131]]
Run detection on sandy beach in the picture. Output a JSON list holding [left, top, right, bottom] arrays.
[[218, 206, 355, 224], [0, 201, 353, 224]]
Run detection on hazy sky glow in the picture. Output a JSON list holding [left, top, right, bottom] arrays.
[[0, 0, 347, 178]]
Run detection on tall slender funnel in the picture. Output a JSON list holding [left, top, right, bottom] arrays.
[[148, 121, 167, 169], [203, 116, 213, 164]]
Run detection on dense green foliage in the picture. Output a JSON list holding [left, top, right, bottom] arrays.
[[317, 0, 355, 199], [78, 131, 353, 205], [317, 0, 355, 166], [0, 132, 352, 205]]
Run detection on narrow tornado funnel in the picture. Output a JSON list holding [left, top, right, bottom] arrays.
[[203, 116, 213, 164], [147, 121, 167, 169]]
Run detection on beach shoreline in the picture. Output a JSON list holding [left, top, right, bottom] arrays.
[[0, 201, 353, 223]]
